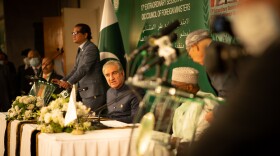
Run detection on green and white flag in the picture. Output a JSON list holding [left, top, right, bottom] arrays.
[[99, 0, 126, 69]]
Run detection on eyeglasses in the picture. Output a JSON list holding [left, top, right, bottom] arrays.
[[72, 31, 81, 36]]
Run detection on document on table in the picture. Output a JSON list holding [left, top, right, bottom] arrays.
[[100, 120, 140, 128]]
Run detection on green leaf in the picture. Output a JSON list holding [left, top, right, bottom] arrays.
[[64, 127, 73, 133], [50, 122, 63, 133]]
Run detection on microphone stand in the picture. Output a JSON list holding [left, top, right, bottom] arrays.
[[90, 106, 111, 129]]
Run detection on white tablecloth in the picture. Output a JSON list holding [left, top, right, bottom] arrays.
[[38, 128, 138, 156], [9, 120, 21, 156], [1, 118, 37, 156], [20, 124, 37, 156], [1, 117, 171, 156], [0, 112, 7, 156]]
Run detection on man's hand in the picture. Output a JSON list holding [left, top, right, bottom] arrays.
[[205, 111, 214, 123], [51, 79, 60, 85], [51, 79, 72, 89], [60, 81, 71, 89]]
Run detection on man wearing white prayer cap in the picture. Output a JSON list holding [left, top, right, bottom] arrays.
[[170, 67, 222, 155], [171, 67, 200, 94]]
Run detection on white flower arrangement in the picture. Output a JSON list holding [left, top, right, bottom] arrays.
[[6, 95, 44, 121], [37, 97, 92, 133]]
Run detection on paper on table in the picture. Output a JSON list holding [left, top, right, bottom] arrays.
[[100, 120, 140, 128]]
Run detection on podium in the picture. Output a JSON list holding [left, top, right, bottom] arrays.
[[29, 80, 56, 105]]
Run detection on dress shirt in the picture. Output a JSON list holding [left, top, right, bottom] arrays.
[[42, 72, 51, 81]]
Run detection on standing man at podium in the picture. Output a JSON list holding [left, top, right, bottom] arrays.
[[53, 23, 106, 112]]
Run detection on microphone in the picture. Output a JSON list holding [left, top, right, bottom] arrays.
[[129, 42, 151, 60], [157, 33, 178, 66], [159, 19, 180, 36], [137, 47, 180, 75], [136, 33, 179, 74], [152, 33, 178, 47], [129, 20, 180, 59], [137, 57, 166, 75]]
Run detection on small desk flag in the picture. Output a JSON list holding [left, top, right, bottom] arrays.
[[64, 85, 77, 126]]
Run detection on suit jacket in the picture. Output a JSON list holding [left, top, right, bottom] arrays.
[[187, 39, 280, 156], [63, 40, 105, 99], [206, 41, 239, 98]]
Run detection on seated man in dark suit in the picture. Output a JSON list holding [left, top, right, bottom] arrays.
[[41, 57, 63, 94], [102, 60, 145, 123]]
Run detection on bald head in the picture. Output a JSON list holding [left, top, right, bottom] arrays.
[[42, 57, 54, 74]]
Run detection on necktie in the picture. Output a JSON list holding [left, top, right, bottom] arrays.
[[76, 48, 81, 59], [78, 47, 81, 54]]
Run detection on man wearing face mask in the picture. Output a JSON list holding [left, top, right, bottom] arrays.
[[18, 49, 42, 95], [29, 52, 42, 77], [185, 0, 280, 155]]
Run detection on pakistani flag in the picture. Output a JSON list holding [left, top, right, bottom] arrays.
[[99, 0, 126, 70]]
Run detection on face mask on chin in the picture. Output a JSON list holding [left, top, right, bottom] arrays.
[[232, 3, 280, 57], [29, 57, 41, 67]]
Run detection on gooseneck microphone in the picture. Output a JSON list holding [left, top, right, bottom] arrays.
[[129, 20, 180, 60], [159, 19, 180, 36]]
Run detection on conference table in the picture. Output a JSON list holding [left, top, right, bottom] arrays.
[[0, 112, 171, 156]]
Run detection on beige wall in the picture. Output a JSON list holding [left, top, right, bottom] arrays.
[[62, 8, 99, 74], [80, 0, 105, 42], [62, 0, 105, 74]]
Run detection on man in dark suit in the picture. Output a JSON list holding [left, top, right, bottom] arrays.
[[41, 57, 63, 94], [102, 60, 145, 123], [53, 23, 106, 112]]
